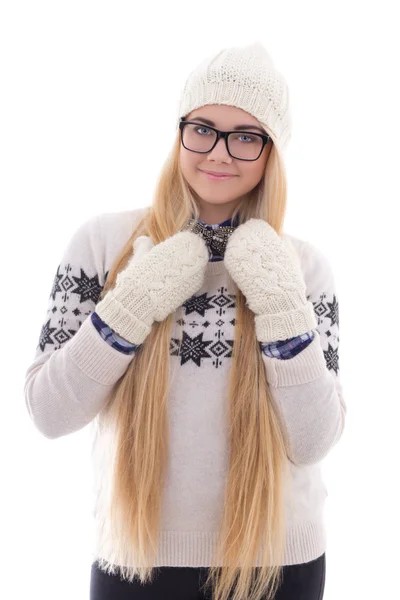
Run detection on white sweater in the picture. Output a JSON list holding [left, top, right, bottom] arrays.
[[24, 206, 347, 568]]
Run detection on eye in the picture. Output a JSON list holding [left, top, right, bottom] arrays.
[[195, 126, 212, 136], [237, 134, 256, 143]]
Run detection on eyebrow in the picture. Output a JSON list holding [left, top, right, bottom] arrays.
[[189, 116, 267, 135]]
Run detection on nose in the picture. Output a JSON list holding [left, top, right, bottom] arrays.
[[207, 137, 232, 162]]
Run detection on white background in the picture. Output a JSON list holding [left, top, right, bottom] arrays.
[[1, 1, 399, 598]]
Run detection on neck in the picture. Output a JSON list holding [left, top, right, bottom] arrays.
[[197, 198, 244, 226], [199, 214, 232, 226]]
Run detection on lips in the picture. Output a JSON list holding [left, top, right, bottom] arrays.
[[199, 169, 236, 180]]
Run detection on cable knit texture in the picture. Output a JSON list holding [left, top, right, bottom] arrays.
[[96, 231, 209, 345], [177, 41, 292, 154], [224, 219, 318, 343]]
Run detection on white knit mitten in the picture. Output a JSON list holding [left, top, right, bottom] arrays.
[[224, 219, 317, 343], [96, 231, 209, 345]]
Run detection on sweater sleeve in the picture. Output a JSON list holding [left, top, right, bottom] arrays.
[[24, 215, 137, 440], [261, 240, 347, 466]]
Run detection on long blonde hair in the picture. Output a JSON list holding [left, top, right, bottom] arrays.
[[96, 129, 293, 600]]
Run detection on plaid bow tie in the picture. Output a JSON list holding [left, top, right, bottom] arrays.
[[181, 218, 237, 259]]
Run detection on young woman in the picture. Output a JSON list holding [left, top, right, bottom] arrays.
[[24, 42, 346, 600]]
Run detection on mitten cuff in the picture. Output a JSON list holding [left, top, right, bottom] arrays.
[[254, 301, 317, 343], [96, 292, 151, 346]]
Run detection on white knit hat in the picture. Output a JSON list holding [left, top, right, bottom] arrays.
[[176, 42, 292, 154]]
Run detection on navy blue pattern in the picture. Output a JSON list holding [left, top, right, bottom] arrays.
[[92, 216, 313, 359], [260, 330, 315, 359]]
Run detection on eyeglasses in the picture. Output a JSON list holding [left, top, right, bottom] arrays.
[[179, 118, 271, 161]]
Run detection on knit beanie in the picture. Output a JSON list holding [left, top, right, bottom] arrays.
[[176, 42, 292, 155]]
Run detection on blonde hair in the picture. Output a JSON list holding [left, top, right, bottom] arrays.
[[96, 129, 292, 600]]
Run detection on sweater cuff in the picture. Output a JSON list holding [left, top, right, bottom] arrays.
[[262, 330, 327, 387], [67, 316, 135, 386]]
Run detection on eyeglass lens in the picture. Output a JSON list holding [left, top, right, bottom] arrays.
[[182, 123, 263, 160]]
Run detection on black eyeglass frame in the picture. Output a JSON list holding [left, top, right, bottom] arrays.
[[179, 118, 271, 162]]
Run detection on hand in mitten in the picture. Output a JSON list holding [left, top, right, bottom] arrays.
[[95, 231, 209, 345], [224, 218, 317, 343]]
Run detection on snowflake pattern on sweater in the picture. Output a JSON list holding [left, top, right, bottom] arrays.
[[37, 258, 339, 375], [37, 215, 324, 364], [37, 263, 106, 352]]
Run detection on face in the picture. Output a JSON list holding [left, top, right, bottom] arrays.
[[179, 104, 273, 224]]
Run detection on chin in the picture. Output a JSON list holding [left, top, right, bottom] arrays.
[[192, 186, 238, 203]]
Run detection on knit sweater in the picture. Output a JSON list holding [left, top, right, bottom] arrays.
[[24, 206, 346, 568]]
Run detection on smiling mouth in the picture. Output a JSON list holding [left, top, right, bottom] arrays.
[[199, 169, 237, 180]]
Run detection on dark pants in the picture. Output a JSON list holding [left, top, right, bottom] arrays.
[[90, 552, 326, 599]]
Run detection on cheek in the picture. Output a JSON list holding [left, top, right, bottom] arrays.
[[179, 151, 199, 181], [242, 164, 265, 186]]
